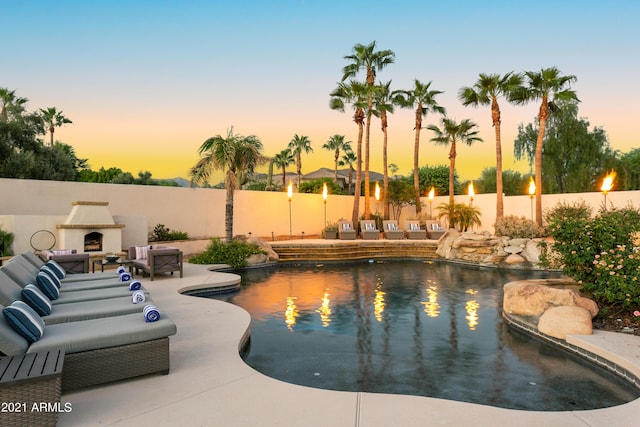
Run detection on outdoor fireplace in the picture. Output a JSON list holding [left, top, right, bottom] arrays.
[[84, 232, 103, 252], [57, 201, 124, 254]]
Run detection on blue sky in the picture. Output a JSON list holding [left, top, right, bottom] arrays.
[[3, 0, 639, 182]]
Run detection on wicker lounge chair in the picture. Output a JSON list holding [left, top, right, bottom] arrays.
[[425, 220, 446, 240], [337, 221, 357, 240], [382, 220, 404, 240], [359, 220, 380, 240], [404, 220, 427, 240]]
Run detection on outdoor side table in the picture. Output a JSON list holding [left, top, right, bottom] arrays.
[[0, 349, 64, 427], [92, 258, 133, 273]]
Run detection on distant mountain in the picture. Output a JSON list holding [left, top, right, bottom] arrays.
[[169, 177, 192, 187]]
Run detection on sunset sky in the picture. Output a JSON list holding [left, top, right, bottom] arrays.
[[4, 1, 639, 183]]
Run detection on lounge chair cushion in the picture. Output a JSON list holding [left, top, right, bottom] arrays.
[[27, 313, 177, 354], [46, 260, 66, 279], [40, 265, 62, 288], [2, 301, 45, 343], [42, 296, 151, 325], [342, 223, 352, 231], [0, 307, 30, 355], [365, 223, 374, 231], [22, 284, 52, 316], [36, 272, 60, 300], [410, 223, 419, 231]]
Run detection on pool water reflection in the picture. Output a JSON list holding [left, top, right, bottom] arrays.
[[208, 260, 639, 411]]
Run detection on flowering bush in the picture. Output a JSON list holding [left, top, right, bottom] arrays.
[[543, 202, 640, 309]]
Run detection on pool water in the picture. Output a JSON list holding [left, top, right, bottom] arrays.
[[207, 261, 639, 411]]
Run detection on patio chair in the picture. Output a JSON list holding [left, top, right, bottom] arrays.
[[425, 220, 446, 240], [404, 220, 426, 240], [128, 246, 183, 281], [337, 221, 357, 240], [359, 220, 379, 240], [382, 220, 404, 240]]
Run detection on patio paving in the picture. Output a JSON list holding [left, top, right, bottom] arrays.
[[56, 260, 640, 426]]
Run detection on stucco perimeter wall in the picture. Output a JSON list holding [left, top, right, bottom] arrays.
[[1, 178, 639, 253]]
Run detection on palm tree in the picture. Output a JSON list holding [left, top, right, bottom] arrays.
[[0, 88, 28, 121], [372, 80, 397, 219], [39, 107, 72, 146], [339, 148, 357, 195], [342, 41, 395, 219], [190, 127, 265, 242], [287, 134, 313, 189], [511, 67, 579, 226], [322, 134, 351, 183], [273, 148, 295, 188], [458, 72, 523, 219], [330, 80, 368, 225], [428, 118, 483, 205], [396, 80, 446, 213]]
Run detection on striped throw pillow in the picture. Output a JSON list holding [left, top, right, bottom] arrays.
[[46, 260, 66, 279], [2, 301, 45, 342], [22, 284, 52, 316], [36, 272, 60, 300]]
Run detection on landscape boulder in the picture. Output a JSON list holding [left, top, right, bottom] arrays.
[[538, 306, 593, 339], [503, 280, 598, 317]]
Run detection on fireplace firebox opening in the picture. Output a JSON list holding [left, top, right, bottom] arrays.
[[84, 232, 103, 252]]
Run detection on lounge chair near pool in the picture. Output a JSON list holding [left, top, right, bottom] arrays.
[[128, 246, 183, 281], [338, 221, 357, 240], [425, 220, 446, 240], [382, 220, 404, 240], [359, 220, 379, 240], [404, 220, 427, 240]]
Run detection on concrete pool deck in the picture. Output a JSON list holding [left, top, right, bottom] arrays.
[[57, 258, 640, 426]]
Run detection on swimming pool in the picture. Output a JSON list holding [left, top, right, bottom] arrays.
[[207, 260, 639, 410]]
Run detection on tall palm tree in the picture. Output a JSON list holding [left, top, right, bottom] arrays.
[[342, 41, 395, 219], [39, 107, 72, 146], [287, 134, 313, 189], [322, 134, 351, 183], [190, 127, 265, 242], [396, 80, 446, 213], [372, 80, 397, 219], [0, 88, 28, 121], [330, 80, 368, 225], [428, 118, 483, 205], [511, 67, 579, 226], [458, 72, 523, 219], [339, 148, 357, 195], [273, 148, 295, 188]]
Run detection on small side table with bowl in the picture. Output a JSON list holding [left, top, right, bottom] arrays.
[[92, 253, 133, 273]]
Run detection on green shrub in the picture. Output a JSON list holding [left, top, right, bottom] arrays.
[[436, 203, 481, 232], [542, 202, 640, 309], [189, 238, 266, 268], [494, 215, 544, 238], [149, 224, 189, 242], [0, 228, 14, 256]]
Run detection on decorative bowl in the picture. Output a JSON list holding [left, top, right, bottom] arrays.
[[105, 254, 119, 262]]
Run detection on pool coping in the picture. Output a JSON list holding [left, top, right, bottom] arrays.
[[57, 262, 640, 426]]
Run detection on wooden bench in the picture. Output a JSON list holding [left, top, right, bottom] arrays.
[[0, 349, 64, 426]]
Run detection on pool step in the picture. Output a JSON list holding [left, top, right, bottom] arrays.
[[270, 240, 439, 262]]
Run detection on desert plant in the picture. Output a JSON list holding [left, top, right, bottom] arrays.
[[436, 202, 481, 232], [149, 224, 189, 242], [0, 228, 14, 256], [189, 238, 266, 268], [494, 215, 544, 238]]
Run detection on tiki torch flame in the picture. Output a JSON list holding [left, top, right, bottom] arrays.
[[601, 171, 616, 194], [528, 176, 536, 197]]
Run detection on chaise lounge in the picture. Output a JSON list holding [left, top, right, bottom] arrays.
[[382, 220, 404, 240], [425, 220, 446, 240], [338, 221, 357, 240], [359, 220, 379, 240], [404, 220, 427, 240]]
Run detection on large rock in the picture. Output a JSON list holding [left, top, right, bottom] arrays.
[[247, 237, 280, 261], [520, 239, 541, 264], [245, 253, 268, 265], [503, 280, 598, 317], [538, 306, 593, 339], [504, 253, 525, 265], [436, 229, 460, 259]]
